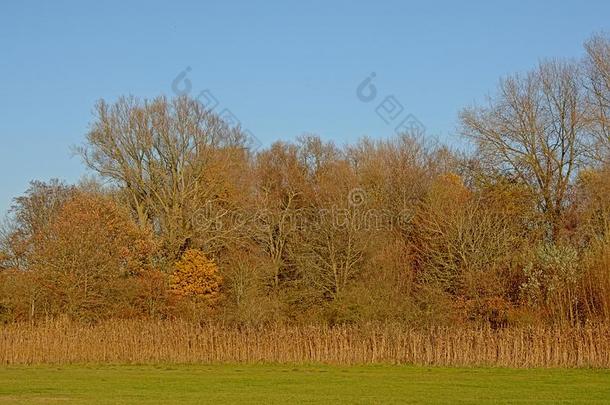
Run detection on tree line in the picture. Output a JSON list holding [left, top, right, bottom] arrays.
[[1, 34, 610, 326]]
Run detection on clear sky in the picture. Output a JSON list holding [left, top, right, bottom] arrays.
[[1, 0, 609, 216]]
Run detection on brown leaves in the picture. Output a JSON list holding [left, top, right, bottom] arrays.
[[170, 249, 223, 305], [25, 193, 161, 320]]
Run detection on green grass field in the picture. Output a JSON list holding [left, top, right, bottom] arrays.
[[1, 364, 609, 404]]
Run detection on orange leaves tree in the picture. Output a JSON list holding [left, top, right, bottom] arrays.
[[29, 192, 162, 320], [170, 249, 222, 306]]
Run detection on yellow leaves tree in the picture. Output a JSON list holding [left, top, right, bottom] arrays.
[[170, 249, 222, 305]]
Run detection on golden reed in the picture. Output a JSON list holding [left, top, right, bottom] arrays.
[[1, 320, 609, 367]]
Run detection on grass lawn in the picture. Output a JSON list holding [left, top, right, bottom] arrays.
[[0, 364, 609, 404]]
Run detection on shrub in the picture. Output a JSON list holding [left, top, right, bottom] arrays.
[[520, 243, 581, 323], [170, 249, 223, 305]]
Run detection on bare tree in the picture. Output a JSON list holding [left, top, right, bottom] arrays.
[[292, 207, 369, 300], [584, 34, 610, 162], [289, 138, 370, 300], [78, 95, 249, 259], [252, 142, 308, 288], [461, 61, 589, 239], [0, 180, 75, 270]]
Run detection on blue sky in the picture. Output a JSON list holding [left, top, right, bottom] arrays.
[[1, 0, 609, 215]]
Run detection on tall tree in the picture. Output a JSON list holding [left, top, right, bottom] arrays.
[[0, 180, 75, 270], [584, 34, 610, 162], [461, 61, 589, 239], [78, 95, 249, 259]]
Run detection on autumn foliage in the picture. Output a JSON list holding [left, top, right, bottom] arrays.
[[170, 249, 222, 304], [1, 192, 165, 321], [1, 34, 610, 334]]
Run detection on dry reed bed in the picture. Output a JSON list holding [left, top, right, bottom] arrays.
[[1, 321, 609, 367]]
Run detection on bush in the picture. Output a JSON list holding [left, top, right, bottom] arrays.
[[170, 249, 223, 305], [520, 243, 581, 324]]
